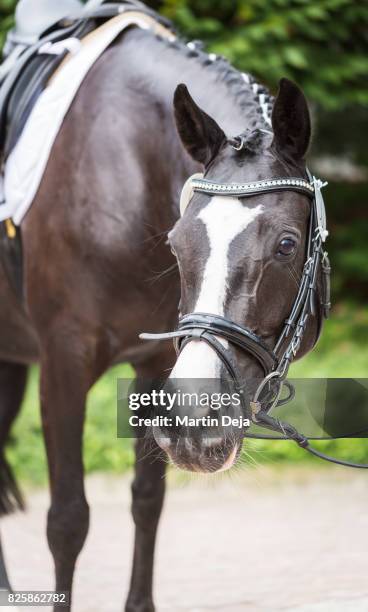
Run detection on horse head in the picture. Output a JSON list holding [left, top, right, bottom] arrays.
[[147, 78, 327, 473]]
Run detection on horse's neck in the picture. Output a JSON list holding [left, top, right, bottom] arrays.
[[123, 28, 268, 137], [97, 29, 269, 228]]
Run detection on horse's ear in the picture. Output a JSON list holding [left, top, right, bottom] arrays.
[[174, 84, 225, 166], [271, 78, 311, 162]]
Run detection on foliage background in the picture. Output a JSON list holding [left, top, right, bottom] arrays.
[[0, 0, 367, 484]]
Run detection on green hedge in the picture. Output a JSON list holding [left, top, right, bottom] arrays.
[[0, 0, 15, 50], [1, 1, 367, 110], [160, 0, 368, 110]]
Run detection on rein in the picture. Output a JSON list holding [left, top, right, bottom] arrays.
[[141, 170, 368, 469]]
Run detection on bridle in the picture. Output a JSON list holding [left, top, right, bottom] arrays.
[[140, 172, 368, 469]]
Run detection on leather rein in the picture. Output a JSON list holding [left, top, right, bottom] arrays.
[[140, 173, 368, 469]]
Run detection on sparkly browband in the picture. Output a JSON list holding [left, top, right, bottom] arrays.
[[191, 177, 315, 198]]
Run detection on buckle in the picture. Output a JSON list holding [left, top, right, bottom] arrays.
[[5, 218, 16, 239], [250, 400, 261, 422]]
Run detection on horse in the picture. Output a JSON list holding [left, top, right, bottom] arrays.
[[0, 15, 324, 612]]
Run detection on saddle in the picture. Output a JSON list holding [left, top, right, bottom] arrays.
[[0, 0, 174, 301], [3, 0, 84, 52], [0, 1, 173, 158]]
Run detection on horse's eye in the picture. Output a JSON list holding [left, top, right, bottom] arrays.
[[278, 237, 296, 256]]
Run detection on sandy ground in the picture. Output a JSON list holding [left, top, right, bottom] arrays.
[[1, 466, 368, 612]]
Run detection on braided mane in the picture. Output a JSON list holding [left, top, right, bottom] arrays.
[[158, 34, 274, 130]]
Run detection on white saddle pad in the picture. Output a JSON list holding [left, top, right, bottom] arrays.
[[0, 11, 175, 225]]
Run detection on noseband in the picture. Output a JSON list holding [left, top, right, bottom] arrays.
[[140, 173, 368, 469]]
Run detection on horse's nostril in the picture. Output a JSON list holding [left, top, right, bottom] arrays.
[[197, 439, 239, 472], [154, 428, 239, 473]]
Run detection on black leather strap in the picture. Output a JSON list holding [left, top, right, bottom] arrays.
[[253, 408, 368, 469], [140, 312, 278, 376], [321, 252, 331, 318], [178, 313, 278, 375], [191, 177, 315, 199]]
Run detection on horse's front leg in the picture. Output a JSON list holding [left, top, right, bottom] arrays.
[[126, 351, 174, 612], [125, 437, 167, 612], [39, 330, 101, 612]]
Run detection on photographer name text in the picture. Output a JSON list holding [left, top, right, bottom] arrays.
[[129, 415, 250, 428]]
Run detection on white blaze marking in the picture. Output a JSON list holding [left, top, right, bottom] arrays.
[[171, 197, 263, 378], [195, 197, 263, 313]]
